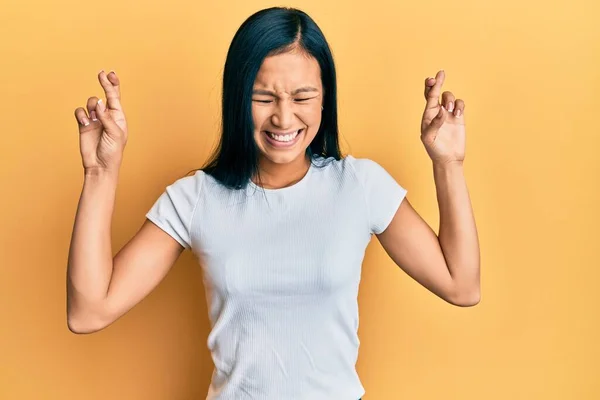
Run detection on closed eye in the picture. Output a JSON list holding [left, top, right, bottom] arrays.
[[252, 97, 318, 104]]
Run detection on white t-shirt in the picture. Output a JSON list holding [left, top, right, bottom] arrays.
[[146, 154, 407, 400]]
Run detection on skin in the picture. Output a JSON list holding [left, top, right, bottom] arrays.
[[67, 59, 478, 334], [250, 50, 324, 189], [377, 70, 480, 306], [250, 55, 480, 307]]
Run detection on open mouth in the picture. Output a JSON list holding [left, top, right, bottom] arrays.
[[263, 129, 304, 148]]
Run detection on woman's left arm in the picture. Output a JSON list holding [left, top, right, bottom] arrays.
[[376, 70, 480, 307]]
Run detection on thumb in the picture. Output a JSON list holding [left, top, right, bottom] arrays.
[[426, 105, 447, 133], [95, 99, 121, 139]]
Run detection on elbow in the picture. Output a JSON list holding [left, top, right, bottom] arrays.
[[67, 315, 107, 334], [449, 287, 481, 307], [67, 306, 111, 334], [455, 294, 481, 307], [67, 295, 112, 334], [448, 272, 481, 307]]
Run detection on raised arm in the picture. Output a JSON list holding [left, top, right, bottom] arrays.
[[67, 70, 186, 334]]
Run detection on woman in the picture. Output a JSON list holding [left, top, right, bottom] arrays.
[[67, 6, 480, 399]]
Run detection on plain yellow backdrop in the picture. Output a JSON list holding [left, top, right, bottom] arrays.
[[1, 0, 599, 398]]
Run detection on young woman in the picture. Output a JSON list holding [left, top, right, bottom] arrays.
[[68, 6, 480, 399]]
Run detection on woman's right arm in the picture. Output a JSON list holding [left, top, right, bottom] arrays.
[[66, 169, 184, 334], [67, 70, 184, 334]]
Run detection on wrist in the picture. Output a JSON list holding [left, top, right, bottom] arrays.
[[433, 159, 464, 170], [84, 167, 120, 182]]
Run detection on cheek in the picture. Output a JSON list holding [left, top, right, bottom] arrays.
[[251, 106, 266, 130], [305, 110, 322, 133]]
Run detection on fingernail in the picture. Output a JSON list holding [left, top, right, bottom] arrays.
[[448, 102, 454, 112], [82, 118, 90, 126], [456, 109, 461, 117], [91, 111, 97, 121]]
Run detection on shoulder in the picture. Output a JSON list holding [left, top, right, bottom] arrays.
[[169, 169, 205, 189], [159, 169, 206, 204], [146, 170, 207, 249]]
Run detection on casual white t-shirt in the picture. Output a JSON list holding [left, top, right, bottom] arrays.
[[146, 154, 407, 400]]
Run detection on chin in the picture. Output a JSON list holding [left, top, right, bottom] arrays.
[[259, 149, 307, 165]]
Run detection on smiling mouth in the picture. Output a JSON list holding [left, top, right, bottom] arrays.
[[265, 129, 303, 142], [263, 129, 304, 146]]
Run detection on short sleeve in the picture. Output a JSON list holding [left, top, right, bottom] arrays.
[[348, 156, 408, 235], [145, 171, 204, 249]]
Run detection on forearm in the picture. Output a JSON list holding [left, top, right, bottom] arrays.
[[66, 169, 118, 326], [433, 161, 480, 301]]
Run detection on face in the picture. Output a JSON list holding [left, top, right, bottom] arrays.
[[252, 51, 323, 167]]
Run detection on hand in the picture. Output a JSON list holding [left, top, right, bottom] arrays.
[[73, 70, 128, 174], [420, 70, 466, 165]]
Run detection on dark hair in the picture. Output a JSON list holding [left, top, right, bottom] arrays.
[[188, 7, 343, 190]]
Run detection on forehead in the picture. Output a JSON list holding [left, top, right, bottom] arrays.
[[254, 52, 322, 90]]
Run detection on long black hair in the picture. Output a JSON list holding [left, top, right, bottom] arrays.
[[191, 7, 343, 190]]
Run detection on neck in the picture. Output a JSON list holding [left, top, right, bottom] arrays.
[[253, 154, 311, 189]]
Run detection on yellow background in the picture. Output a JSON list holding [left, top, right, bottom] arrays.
[[1, 0, 599, 398]]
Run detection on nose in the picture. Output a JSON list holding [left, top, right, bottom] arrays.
[[271, 101, 294, 129]]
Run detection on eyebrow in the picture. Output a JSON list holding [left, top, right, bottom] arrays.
[[252, 86, 320, 96]]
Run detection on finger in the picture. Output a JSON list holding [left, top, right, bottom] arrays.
[[424, 70, 445, 110], [86, 96, 100, 123], [95, 98, 122, 140], [424, 77, 435, 98], [98, 70, 123, 111], [74, 107, 91, 128], [441, 91, 456, 112], [453, 99, 465, 117]]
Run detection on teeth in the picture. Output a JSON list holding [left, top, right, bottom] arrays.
[[268, 130, 300, 142]]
